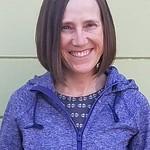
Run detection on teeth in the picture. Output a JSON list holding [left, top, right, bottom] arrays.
[[70, 49, 91, 57]]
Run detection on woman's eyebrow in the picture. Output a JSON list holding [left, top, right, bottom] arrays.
[[62, 20, 100, 25], [84, 20, 101, 24], [62, 21, 73, 24]]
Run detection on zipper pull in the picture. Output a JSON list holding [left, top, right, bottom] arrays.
[[77, 132, 82, 142]]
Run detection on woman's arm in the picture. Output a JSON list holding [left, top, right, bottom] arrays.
[[128, 93, 150, 149], [0, 94, 23, 150]]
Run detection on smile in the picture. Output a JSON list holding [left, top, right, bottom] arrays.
[[69, 49, 92, 57]]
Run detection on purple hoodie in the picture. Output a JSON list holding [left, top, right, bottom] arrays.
[[0, 66, 150, 150]]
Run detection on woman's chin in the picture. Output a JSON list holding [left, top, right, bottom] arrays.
[[67, 65, 95, 75]]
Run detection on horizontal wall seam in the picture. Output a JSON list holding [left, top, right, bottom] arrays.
[[116, 57, 150, 60], [0, 56, 37, 59]]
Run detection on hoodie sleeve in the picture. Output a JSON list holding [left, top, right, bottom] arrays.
[[0, 93, 23, 150], [127, 92, 150, 149]]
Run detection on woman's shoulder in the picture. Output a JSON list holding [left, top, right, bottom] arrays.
[[121, 88, 150, 118], [107, 66, 150, 113], [5, 72, 53, 118]]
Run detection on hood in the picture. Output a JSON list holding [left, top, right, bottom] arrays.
[[24, 66, 139, 129], [104, 66, 138, 94], [29, 66, 138, 94]]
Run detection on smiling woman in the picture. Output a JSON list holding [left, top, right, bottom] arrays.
[[60, 0, 103, 78], [0, 0, 150, 149]]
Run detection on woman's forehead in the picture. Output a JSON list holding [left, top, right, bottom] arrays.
[[65, 0, 99, 11], [63, 0, 100, 22]]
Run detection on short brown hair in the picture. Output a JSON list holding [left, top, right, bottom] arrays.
[[36, 0, 116, 83]]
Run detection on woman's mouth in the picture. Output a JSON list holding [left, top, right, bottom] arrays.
[[69, 49, 92, 57]]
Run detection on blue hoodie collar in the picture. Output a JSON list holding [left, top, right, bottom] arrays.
[[29, 66, 138, 94], [104, 66, 138, 93], [25, 66, 138, 129]]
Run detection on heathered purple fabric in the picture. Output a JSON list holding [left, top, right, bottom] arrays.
[[0, 66, 150, 150]]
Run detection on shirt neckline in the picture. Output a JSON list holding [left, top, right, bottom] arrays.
[[56, 87, 104, 101]]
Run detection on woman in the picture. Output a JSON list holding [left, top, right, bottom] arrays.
[[0, 0, 150, 149]]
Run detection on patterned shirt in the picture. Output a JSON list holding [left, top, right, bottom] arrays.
[[56, 88, 103, 129]]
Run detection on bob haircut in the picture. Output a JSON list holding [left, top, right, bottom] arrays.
[[36, 0, 116, 83]]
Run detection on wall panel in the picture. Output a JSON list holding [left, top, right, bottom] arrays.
[[0, 0, 42, 57], [0, 0, 150, 57], [108, 0, 150, 57]]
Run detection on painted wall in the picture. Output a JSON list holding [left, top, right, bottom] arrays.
[[0, 0, 150, 122]]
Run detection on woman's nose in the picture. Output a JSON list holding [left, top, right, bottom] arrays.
[[72, 30, 88, 47]]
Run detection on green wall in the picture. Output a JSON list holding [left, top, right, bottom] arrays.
[[0, 0, 150, 122]]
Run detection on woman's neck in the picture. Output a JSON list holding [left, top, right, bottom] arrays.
[[55, 72, 106, 97]]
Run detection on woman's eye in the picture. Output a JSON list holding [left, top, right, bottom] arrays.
[[61, 25, 73, 32], [85, 23, 97, 30]]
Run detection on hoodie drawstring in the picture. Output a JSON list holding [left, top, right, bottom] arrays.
[[108, 92, 121, 123], [24, 92, 44, 130], [24, 89, 121, 129]]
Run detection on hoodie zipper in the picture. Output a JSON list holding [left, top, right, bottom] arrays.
[[75, 88, 107, 150], [30, 83, 119, 150]]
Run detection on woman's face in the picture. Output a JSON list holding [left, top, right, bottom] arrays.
[[60, 0, 103, 76]]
